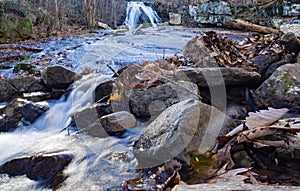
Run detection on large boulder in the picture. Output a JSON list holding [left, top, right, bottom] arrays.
[[128, 81, 199, 120], [133, 98, 235, 168], [175, 67, 261, 87], [0, 98, 49, 132], [0, 154, 73, 189], [0, 76, 48, 102], [183, 36, 219, 68], [41, 66, 76, 89], [0, 0, 33, 43], [252, 63, 300, 108]]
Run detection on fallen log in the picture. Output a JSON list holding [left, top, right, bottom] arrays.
[[225, 19, 279, 34]]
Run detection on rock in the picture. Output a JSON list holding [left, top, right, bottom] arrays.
[[0, 154, 72, 189], [198, 1, 232, 16], [133, 99, 234, 168], [94, 79, 114, 102], [226, 104, 248, 120], [280, 32, 300, 57], [172, 182, 300, 191], [0, 98, 49, 132], [169, 13, 181, 25], [0, 80, 18, 102], [73, 103, 112, 132], [128, 81, 199, 120], [183, 37, 219, 68], [175, 66, 261, 87], [41, 66, 76, 89], [0, 1, 33, 43], [99, 111, 136, 135], [97, 22, 111, 30], [194, 1, 232, 26], [280, 24, 300, 38], [0, 76, 49, 102], [253, 63, 300, 109]]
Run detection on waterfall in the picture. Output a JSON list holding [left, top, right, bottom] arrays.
[[124, 1, 162, 29]]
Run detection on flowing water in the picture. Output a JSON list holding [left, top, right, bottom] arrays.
[[0, 24, 201, 190], [124, 1, 161, 29], [0, 1, 254, 188]]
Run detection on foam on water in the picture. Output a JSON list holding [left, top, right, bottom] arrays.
[[124, 1, 161, 29]]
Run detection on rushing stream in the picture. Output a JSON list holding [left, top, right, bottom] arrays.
[[0, 1, 255, 189], [0, 17, 201, 191]]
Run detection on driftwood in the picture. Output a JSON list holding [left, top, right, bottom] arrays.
[[225, 19, 279, 34]]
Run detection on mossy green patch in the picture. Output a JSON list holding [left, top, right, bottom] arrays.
[[274, 70, 296, 93]]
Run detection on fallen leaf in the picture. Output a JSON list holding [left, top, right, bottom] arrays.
[[245, 108, 289, 129]]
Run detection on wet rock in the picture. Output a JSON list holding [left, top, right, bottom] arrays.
[[23, 92, 52, 102], [128, 81, 199, 120], [0, 154, 73, 189], [175, 66, 261, 87], [41, 66, 76, 89], [183, 37, 219, 68], [73, 103, 112, 131], [133, 99, 234, 168], [94, 79, 114, 102], [99, 111, 136, 135], [253, 63, 300, 108], [0, 76, 49, 102], [0, 98, 49, 132]]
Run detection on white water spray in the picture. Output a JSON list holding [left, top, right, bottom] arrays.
[[124, 1, 161, 29]]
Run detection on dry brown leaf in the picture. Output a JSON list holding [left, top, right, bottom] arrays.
[[253, 140, 288, 148], [245, 108, 289, 129], [209, 164, 250, 183], [237, 127, 277, 143]]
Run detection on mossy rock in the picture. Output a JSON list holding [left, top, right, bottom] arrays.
[[253, 63, 300, 109], [0, 0, 33, 43]]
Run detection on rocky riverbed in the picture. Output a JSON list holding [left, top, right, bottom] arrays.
[[0, 26, 299, 190]]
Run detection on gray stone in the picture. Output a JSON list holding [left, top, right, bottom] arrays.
[[0, 98, 49, 132], [133, 99, 234, 168], [0, 154, 72, 189], [94, 79, 114, 102], [175, 66, 261, 87], [172, 182, 300, 191], [73, 103, 112, 131], [97, 22, 111, 30], [198, 1, 232, 16], [280, 24, 300, 38], [169, 13, 181, 25], [99, 111, 136, 134], [194, 1, 232, 26], [0, 76, 49, 102], [41, 65, 76, 89], [128, 81, 199, 120], [253, 63, 300, 109], [183, 37, 219, 68]]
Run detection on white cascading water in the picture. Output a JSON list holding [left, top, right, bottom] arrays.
[[124, 1, 162, 29]]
